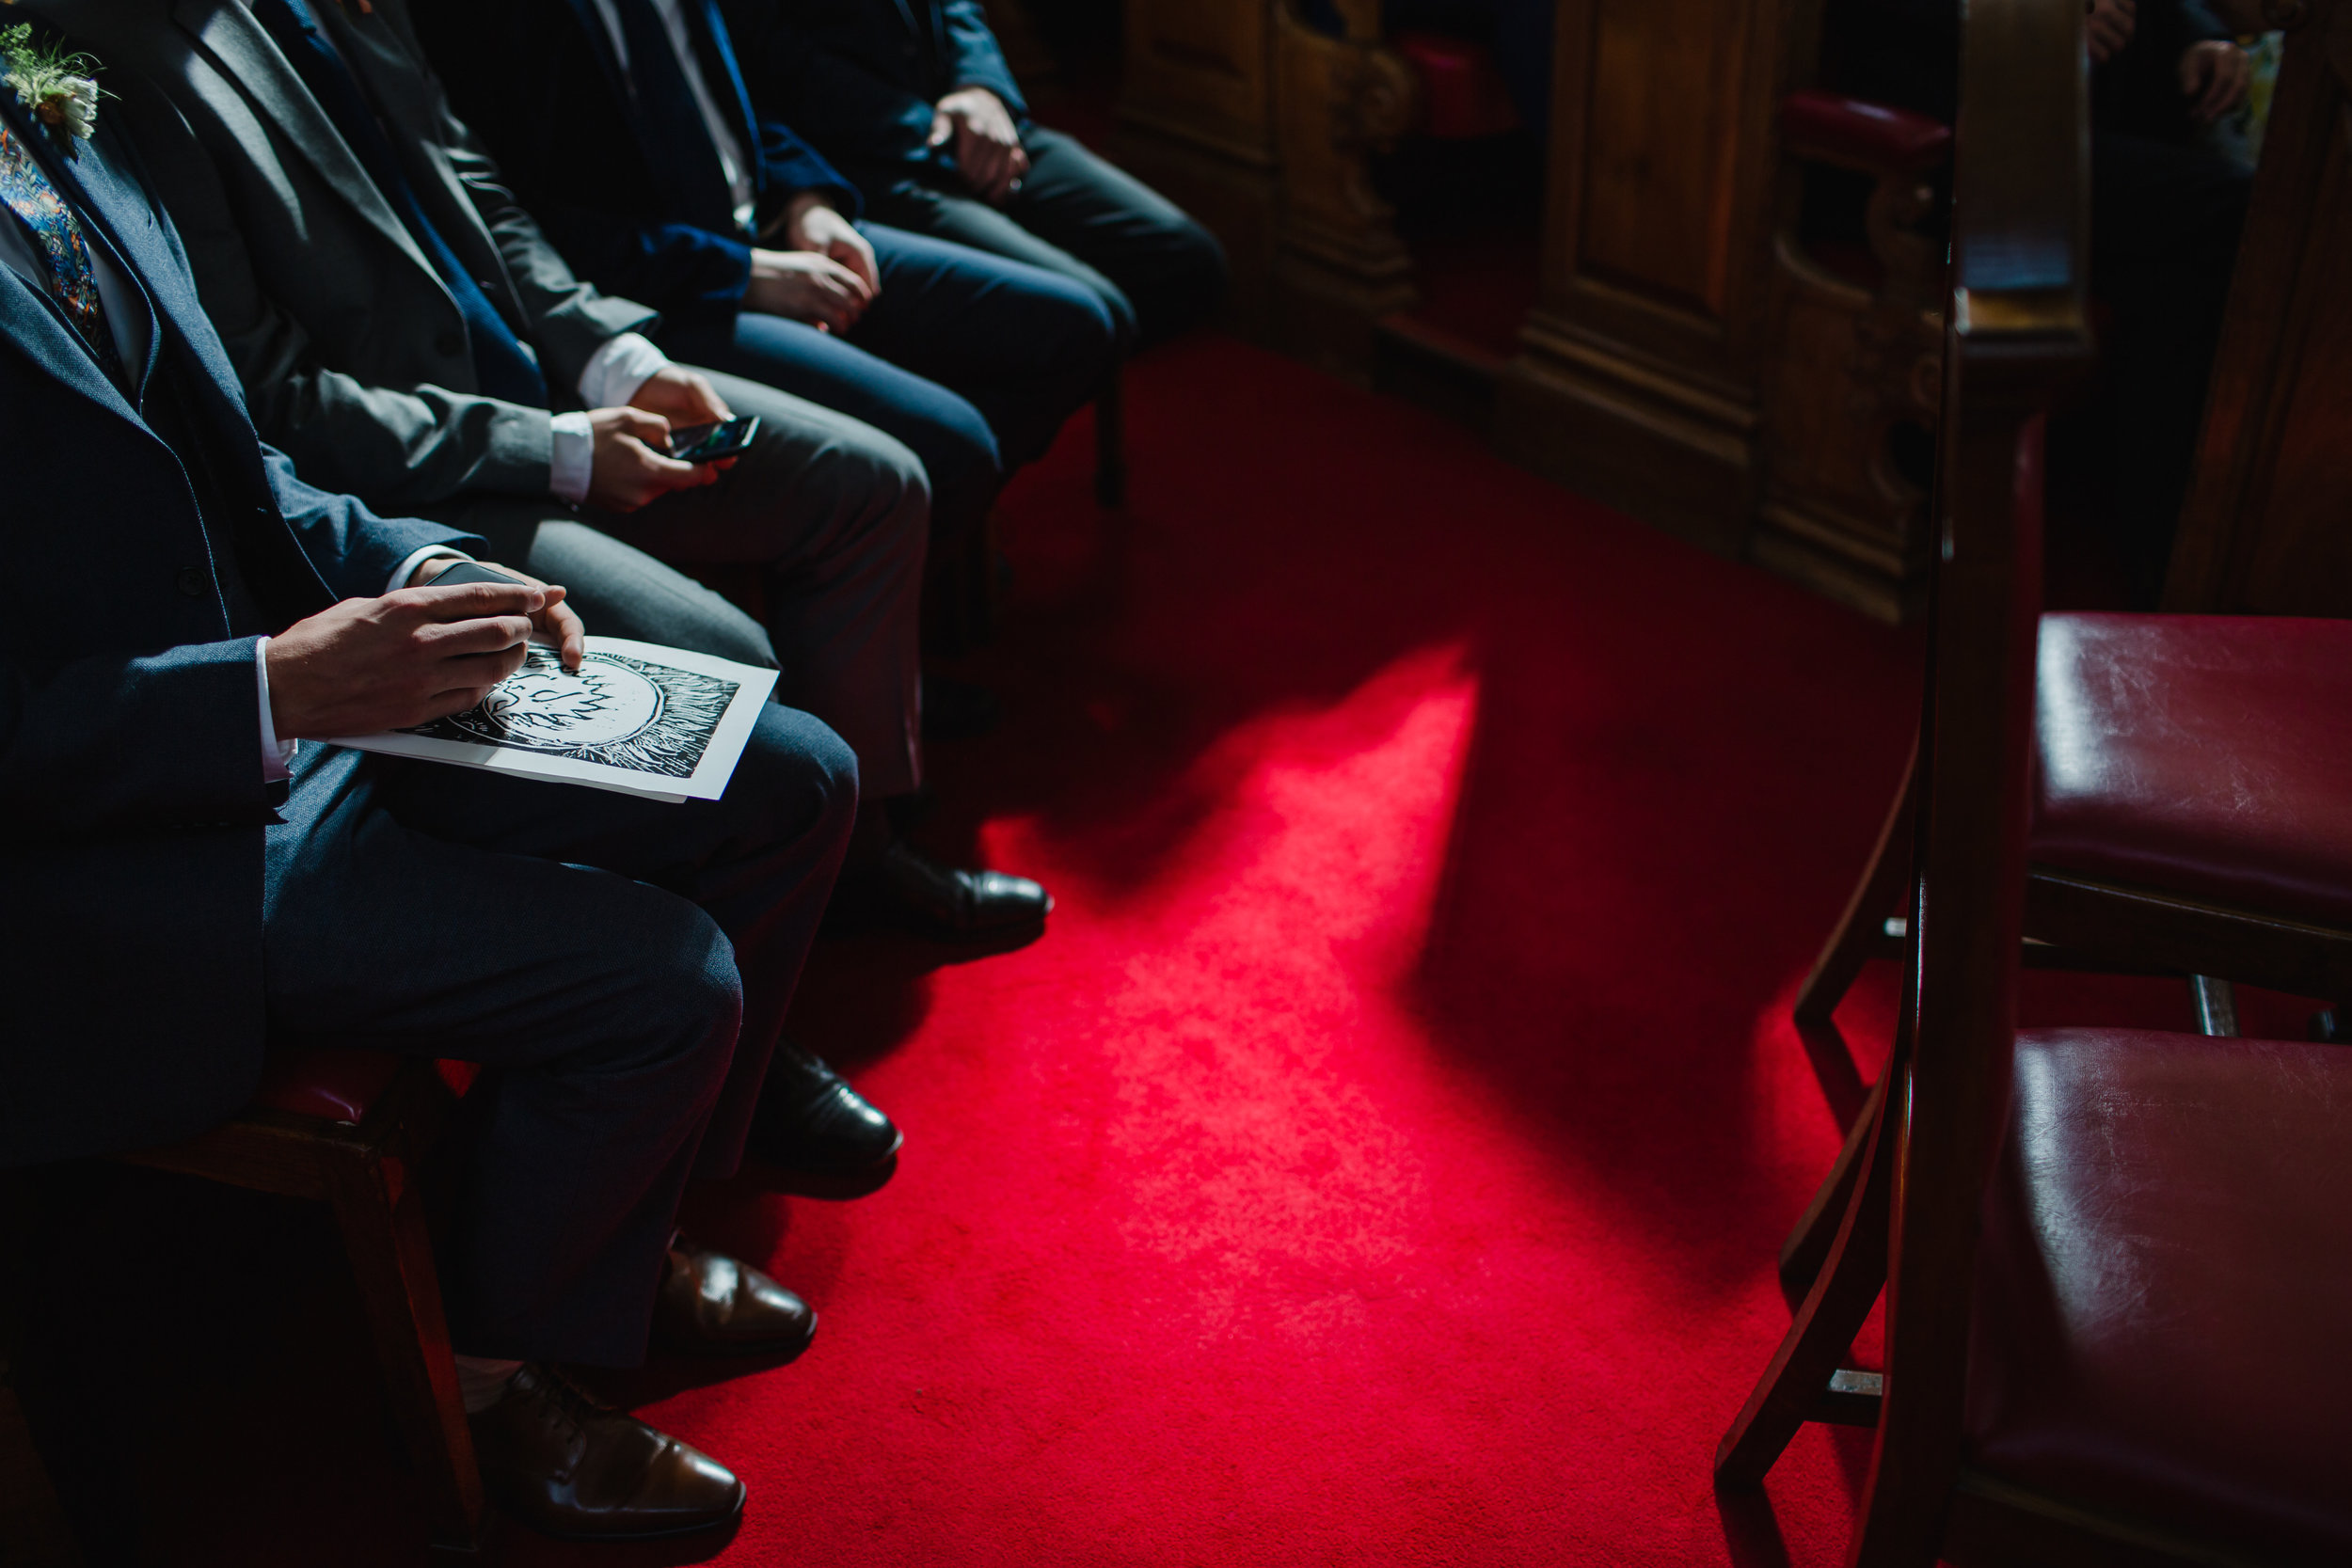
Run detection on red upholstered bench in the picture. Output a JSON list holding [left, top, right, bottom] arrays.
[[1392, 31, 1521, 140], [122, 1048, 484, 1551]]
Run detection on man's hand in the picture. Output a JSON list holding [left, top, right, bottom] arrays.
[[628, 365, 732, 428], [780, 192, 881, 296], [410, 557, 586, 669], [929, 86, 1028, 203], [745, 247, 874, 333], [2180, 39, 2250, 124], [2087, 0, 2137, 64], [265, 581, 544, 738], [586, 407, 717, 512]]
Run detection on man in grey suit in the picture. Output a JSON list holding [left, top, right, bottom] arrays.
[[42, 0, 1055, 1059]]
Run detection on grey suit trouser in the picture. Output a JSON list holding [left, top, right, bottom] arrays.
[[420, 370, 930, 798]]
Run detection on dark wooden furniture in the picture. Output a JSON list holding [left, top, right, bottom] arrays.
[[1751, 91, 1951, 622], [1493, 0, 1800, 557], [1717, 10, 2352, 1563], [122, 1050, 484, 1553], [2166, 0, 2352, 616]]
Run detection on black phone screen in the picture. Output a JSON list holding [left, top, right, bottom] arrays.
[[667, 415, 761, 465]]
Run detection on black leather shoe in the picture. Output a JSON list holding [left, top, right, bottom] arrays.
[[655, 1236, 817, 1360], [921, 673, 1004, 741], [470, 1364, 743, 1541], [749, 1042, 902, 1197], [870, 840, 1053, 939]]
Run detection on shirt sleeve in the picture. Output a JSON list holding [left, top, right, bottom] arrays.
[[387, 545, 476, 596], [255, 636, 297, 782], [577, 331, 673, 410], [550, 411, 596, 504]]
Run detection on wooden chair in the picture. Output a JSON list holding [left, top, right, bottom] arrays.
[[1715, 7, 2352, 1562], [122, 1049, 485, 1554]]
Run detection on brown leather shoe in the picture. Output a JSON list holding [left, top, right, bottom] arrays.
[[655, 1236, 818, 1359], [469, 1364, 743, 1540]]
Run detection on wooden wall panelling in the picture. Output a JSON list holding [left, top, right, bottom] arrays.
[[1496, 0, 1798, 557], [1267, 0, 1420, 376], [2167, 0, 2352, 614], [1116, 0, 1282, 333]]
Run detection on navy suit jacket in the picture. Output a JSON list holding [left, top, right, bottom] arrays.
[[0, 84, 480, 1167], [720, 0, 1026, 198], [417, 0, 860, 335]]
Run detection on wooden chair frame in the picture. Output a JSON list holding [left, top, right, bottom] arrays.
[[121, 1059, 485, 1554], [1795, 751, 2352, 1090], [1710, 8, 2301, 1562]]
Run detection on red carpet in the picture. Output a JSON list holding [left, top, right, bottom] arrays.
[[98, 334, 2319, 1566]]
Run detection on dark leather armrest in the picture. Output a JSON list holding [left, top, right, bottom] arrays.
[[1783, 89, 1952, 173]]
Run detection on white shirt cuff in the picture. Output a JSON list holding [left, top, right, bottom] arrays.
[[577, 331, 671, 410], [256, 636, 297, 783], [388, 545, 474, 596], [550, 411, 595, 505]]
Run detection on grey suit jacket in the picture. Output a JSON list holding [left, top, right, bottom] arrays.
[[40, 0, 659, 507]]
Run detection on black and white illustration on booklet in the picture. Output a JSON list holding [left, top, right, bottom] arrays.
[[331, 638, 779, 801]]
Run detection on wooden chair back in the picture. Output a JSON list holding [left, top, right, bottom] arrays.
[[1858, 0, 2091, 1556]]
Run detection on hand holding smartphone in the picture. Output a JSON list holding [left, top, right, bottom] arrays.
[[665, 415, 762, 466]]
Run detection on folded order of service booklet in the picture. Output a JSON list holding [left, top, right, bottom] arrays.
[[331, 637, 780, 803]]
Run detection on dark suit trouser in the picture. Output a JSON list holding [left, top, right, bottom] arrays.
[[663, 224, 1113, 552], [262, 704, 855, 1365], [862, 128, 1228, 354]]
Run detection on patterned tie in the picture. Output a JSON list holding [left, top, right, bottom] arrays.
[[0, 119, 126, 385]]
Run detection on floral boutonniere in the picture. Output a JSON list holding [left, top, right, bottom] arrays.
[[0, 20, 106, 159]]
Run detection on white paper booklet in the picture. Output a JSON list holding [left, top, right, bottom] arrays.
[[330, 638, 780, 803]]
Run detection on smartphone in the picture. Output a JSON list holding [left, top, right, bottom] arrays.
[[666, 414, 761, 465], [422, 562, 530, 589]]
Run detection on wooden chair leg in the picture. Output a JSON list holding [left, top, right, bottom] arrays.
[[1794, 736, 1919, 1029], [1717, 1080, 1895, 1488], [326, 1148, 484, 1552], [1094, 372, 1127, 509], [1778, 1067, 1890, 1305], [2188, 975, 2239, 1037]]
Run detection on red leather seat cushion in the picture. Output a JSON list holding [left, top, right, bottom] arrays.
[[1781, 89, 1951, 171], [2033, 613, 2352, 926], [1967, 1029, 2352, 1559], [1393, 31, 1521, 140]]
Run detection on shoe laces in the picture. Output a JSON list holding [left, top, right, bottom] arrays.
[[530, 1364, 620, 1443]]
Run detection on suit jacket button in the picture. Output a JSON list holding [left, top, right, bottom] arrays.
[[436, 331, 464, 357], [176, 567, 206, 597]]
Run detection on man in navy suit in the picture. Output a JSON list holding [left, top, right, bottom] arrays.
[[0, 46, 856, 1540], [724, 0, 1225, 354], [415, 0, 1117, 576]]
